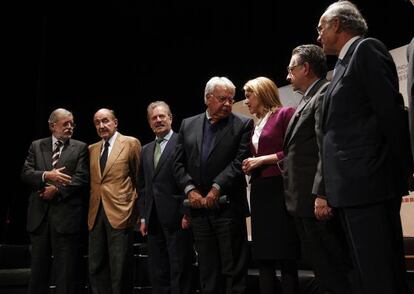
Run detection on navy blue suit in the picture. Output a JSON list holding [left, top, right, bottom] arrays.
[[320, 37, 410, 293], [138, 132, 192, 294], [174, 112, 253, 294]]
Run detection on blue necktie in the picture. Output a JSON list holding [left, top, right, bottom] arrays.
[[332, 58, 342, 78]]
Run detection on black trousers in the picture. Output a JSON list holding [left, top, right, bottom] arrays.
[[191, 213, 248, 294], [147, 208, 193, 294], [338, 198, 409, 294], [29, 218, 81, 294], [88, 204, 134, 294], [294, 216, 352, 294]]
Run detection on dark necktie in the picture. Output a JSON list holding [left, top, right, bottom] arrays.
[[52, 140, 63, 168], [154, 138, 164, 168], [332, 58, 342, 78], [100, 141, 110, 175]]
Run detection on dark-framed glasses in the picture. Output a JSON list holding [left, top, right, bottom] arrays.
[[287, 63, 303, 74]]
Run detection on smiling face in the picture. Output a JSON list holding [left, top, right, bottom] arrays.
[[148, 105, 172, 138], [93, 109, 118, 141]]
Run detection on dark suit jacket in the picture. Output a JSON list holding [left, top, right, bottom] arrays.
[[283, 79, 329, 217], [21, 137, 89, 233], [138, 132, 184, 229], [408, 37, 414, 161], [174, 112, 253, 217], [321, 37, 410, 207]]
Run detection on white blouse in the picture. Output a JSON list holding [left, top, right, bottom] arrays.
[[252, 111, 271, 153]]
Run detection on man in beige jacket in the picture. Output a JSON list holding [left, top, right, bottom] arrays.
[[88, 108, 141, 294]]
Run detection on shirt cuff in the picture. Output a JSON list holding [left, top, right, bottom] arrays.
[[184, 184, 196, 195], [212, 183, 221, 191]]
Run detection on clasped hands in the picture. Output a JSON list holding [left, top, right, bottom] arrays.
[[38, 167, 72, 200], [188, 187, 220, 209], [45, 167, 72, 186], [314, 196, 333, 220]]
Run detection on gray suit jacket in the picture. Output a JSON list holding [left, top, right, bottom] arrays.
[[283, 79, 329, 217], [21, 137, 89, 233]]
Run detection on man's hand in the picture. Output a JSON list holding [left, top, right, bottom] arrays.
[[38, 185, 58, 200], [182, 214, 191, 230], [314, 196, 333, 220], [204, 186, 220, 209], [188, 189, 204, 208], [45, 167, 72, 186], [140, 222, 148, 236]]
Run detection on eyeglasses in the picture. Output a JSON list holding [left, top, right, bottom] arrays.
[[210, 94, 235, 104], [55, 121, 76, 128], [287, 63, 303, 74], [317, 18, 335, 34]]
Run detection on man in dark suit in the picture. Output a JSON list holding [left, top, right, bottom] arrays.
[[138, 101, 193, 294], [21, 108, 89, 294], [407, 38, 414, 184], [283, 44, 352, 294], [174, 76, 253, 294], [316, 1, 410, 293]]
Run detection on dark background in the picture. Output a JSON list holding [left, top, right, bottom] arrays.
[[3, 0, 413, 244]]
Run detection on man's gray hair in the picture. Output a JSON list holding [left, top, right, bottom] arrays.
[[324, 0, 368, 36], [48, 108, 73, 124], [204, 76, 236, 104]]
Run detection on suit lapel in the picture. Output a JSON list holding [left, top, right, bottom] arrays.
[[153, 133, 177, 176], [284, 97, 312, 148], [195, 114, 205, 160], [102, 134, 125, 178], [147, 141, 156, 175], [90, 143, 102, 180], [284, 79, 327, 148], [40, 137, 53, 170], [208, 114, 233, 159], [55, 139, 74, 169], [322, 38, 363, 126]]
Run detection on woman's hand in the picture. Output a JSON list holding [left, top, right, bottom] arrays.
[[242, 157, 261, 174]]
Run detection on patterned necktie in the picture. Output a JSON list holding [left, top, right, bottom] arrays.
[[100, 141, 110, 175], [154, 138, 163, 168], [52, 140, 63, 168]]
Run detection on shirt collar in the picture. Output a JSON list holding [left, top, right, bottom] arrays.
[[156, 129, 173, 142], [104, 131, 118, 147], [303, 78, 322, 97], [52, 136, 65, 147], [338, 36, 361, 60]]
